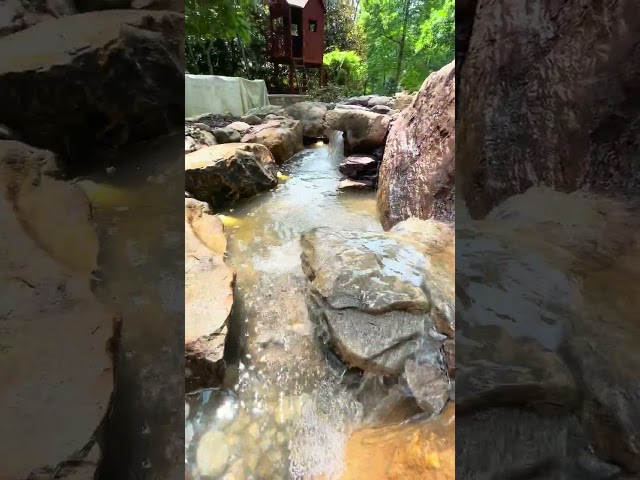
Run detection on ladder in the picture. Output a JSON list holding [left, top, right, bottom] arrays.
[[291, 58, 308, 93]]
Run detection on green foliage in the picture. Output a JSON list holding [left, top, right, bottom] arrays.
[[184, 0, 453, 98], [358, 0, 454, 93]]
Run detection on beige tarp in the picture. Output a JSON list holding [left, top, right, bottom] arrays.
[[185, 74, 270, 118]]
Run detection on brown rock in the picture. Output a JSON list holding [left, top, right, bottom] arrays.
[[185, 198, 235, 389], [184, 143, 277, 210], [241, 119, 304, 164], [324, 109, 390, 154], [338, 178, 373, 191], [0, 10, 184, 161], [377, 61, 455, 230], [338, 154, 377, 178], [338, 403, 454, 480], [457, 1, 640, 218], [0, 141, 116, 479]]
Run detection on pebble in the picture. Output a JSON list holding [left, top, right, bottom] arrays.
[[196, 430, 229, 477]]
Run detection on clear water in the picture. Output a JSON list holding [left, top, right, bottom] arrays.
[[186, 134, 391, 480]]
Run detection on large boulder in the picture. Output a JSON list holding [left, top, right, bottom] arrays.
[[300, 218, 454, 375], [241, 118, 304, 164], [185, 143, 277, 210], [0, 141, 117, 479], [377, 61, 455, 230], [457, 1, 640, 218], [324, 109, 390, 154], [0, 10, 184, 162], [284, 101, 328, 138], [185, 198, 235, 390]]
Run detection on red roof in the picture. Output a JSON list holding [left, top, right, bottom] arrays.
[[284, 0, 325, 11]]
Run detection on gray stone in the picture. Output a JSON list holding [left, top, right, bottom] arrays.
[[240, 114, 263, 125], [284, 101, 328, 138], [300, 219, 454, 375], [212, 127, 242, 144]]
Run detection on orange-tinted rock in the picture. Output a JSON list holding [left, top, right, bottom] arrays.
[[338, 404, 454, 480], [185, 198, 235, 389], [377, 61, 455, 230]]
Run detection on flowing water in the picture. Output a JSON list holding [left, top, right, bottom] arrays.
[[184, 134, 429, 480], [75, 135, 185, 480]]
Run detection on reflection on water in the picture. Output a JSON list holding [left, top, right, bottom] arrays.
[[78, 135, 184, 480], [187, 134, 392, 479]]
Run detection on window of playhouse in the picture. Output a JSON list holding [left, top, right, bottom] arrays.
[[309, 20, 317, 32], [291, 23, 299, 36]]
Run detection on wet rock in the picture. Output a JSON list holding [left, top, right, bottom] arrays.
[[0, 141, 117, 479], [377, 61, 454, 229], [284, 101, 328, 138], [213, 127, 242, 144], [0, 11, 184, 160], [404, 338, 450, 415], [246, 105, 286, 118], [226, 121, 252, 134], [338, 178, 373, 191], [443, 339, 455, 378], [458, 1, 640, 217], [185, 199, 235, 389], [338, 154, 377, 178], [240, 114, 263, 125], [185, 143, 277, 210], [340, 404, 454, 480], [370, 104, 392, 115], [241, 118, 304, 164], [300, 219, 455, 375], [196, 431, 229, 477], [324, 109, 390, 154]]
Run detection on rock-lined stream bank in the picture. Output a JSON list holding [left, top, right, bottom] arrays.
[[185, 133, 455, 479]]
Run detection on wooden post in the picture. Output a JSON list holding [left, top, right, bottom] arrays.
[[288, 62, 295, 93]]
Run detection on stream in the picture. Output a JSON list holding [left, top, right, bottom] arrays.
[[185, 133, 431, 480]]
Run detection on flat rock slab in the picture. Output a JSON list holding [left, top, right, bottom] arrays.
[[301, 219, 455, 375], [0, 141, 116, 479], [185, 198, 235, 388], [0, 10, 184, 159], [338, 178, 373, 190]]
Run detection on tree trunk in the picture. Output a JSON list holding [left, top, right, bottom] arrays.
[[394, 0, 411, 86], [206, 38, 215, 75]]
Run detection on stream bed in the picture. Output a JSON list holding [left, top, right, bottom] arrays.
[[185, 134, 433, 479]]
